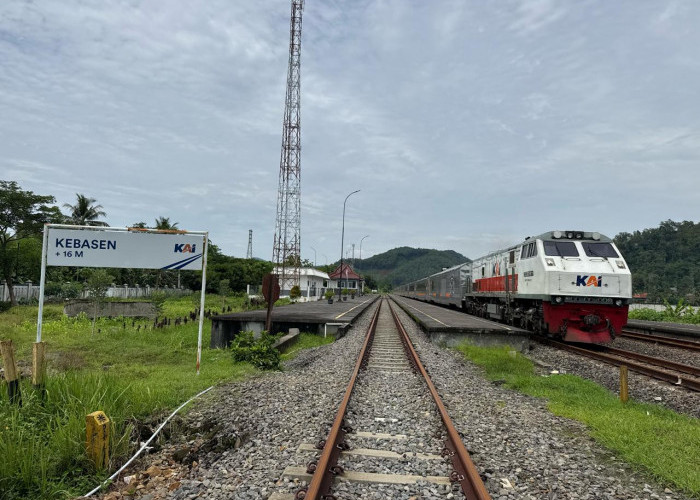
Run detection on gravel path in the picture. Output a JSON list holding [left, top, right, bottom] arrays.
[[94, 299, 695, 500]]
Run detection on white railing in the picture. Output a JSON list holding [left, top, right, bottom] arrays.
[[1, 281, 190, 303]]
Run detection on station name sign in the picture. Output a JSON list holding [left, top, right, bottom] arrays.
[[46, 228, 205, 270]]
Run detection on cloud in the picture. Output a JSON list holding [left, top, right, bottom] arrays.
[[1, 0, 699, 264]]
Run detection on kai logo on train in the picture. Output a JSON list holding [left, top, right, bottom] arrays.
[[576, 275, 602, 287], [174, 243, 197, 253]]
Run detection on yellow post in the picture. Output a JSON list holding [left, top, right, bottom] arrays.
[[0, 340, 21, 406], [86, 411, 110, 470], [32, 342, 46, 393], [620, 365, 629, 403]]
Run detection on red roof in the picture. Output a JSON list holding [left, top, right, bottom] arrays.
[[329, 263, 360, 280]]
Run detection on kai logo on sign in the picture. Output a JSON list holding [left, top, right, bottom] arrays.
[[576, 275, 602, 287], [174, 243, 197, 253]]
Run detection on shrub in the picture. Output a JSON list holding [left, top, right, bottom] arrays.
[[290, 285, 301, 301], [230, 331, 280, 370]]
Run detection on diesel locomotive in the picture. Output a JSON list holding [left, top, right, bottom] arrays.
[[396, 230, 632, 343]]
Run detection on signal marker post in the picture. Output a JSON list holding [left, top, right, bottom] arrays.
[[35, 224, 209, 375]]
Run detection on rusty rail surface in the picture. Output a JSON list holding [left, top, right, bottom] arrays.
[[538, 337, 700, 392], [387, 299, 491, 500], [296, 300, 380, 499], [620, 329, 700, 352]]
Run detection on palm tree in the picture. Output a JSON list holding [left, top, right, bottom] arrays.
[[154, 217, 179, 230], [63, 194, 108, 226]]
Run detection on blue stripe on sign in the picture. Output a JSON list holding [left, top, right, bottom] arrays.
[[162, 253, 202, 270]]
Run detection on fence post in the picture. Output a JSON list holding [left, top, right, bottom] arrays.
[[86, 411, 110, 470], [32, 342, 47, 397], [620, 365, 629, 403], [0, 340, 22, 405]]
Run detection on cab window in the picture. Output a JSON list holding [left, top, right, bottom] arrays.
[[544, 241, 579, 257], [582, 242, 619, 258]]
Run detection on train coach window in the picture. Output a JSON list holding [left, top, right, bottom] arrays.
[[509, 250, 515, 264], [520, 242, 538, 259], [582, 242, 619, 258], [544, 241, 579, 257]]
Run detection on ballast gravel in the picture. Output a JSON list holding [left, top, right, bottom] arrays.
[[96, 298, 694, 500]]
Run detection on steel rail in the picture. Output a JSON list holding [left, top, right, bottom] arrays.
[[538, 338, 700, 392], [387, 300, 492, 500], [298, 301, 381, 500], [600, 346, 700, 377], [620, 330, 700, 352]]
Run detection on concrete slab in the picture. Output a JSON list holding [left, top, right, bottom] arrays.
[[297, 443, 443, 460], [210, 295, 380, 348], [282, 466, 451, 486], [390, 294, 530, 351]]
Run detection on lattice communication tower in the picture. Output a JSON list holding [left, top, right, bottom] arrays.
[[247, 229, 253, 259], [272, 0, 304, 293]]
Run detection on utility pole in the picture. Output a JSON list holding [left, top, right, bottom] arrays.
[[272, 0, 304, 294]]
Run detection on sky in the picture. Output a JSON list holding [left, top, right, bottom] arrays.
[[2, 0, 699, 265]]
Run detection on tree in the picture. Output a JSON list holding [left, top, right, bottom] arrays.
[[0, 181, 62, 305], [84, 269, 113, 334], [63, 194, 108, 226], [219, 278, 230, 310], [154, 217, 179, 230]]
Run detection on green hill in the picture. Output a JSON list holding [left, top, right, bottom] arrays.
[[355, 246, 469, 290], [614, 220, 700, 304]]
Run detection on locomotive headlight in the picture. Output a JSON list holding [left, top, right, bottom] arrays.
[[554, 296, 563, 304], [614, 299, 623, 306], [616, 260, 626, 269], [546, 258, 555, 266], [552, 231, 562, 239]]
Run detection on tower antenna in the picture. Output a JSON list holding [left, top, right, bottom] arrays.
[[272, 0, 304, 294]]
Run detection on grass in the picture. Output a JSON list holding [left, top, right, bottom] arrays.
[[0, 294, 308, 500], [280, 332, 335, 361], [456, 343, 700, 496]]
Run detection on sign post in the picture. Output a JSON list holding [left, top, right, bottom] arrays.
[[36, 224, 209, 373], [262, 273, 280, 332]]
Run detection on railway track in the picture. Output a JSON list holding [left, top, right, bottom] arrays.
[[537, 337, 700, 392], [619, 329, 700, 352], [290, 298, 491, 500]]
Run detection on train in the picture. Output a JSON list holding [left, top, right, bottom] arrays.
[[396, 230, 632, 343]]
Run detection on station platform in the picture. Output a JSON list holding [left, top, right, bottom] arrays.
[[626, 319, 700, 339], [389, 294, 530, 351], [210, 295, 380, 348]]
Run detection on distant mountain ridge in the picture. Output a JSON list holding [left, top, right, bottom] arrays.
[[354, 246, 469, 289]]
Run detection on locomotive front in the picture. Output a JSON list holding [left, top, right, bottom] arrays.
[[534, 230, 631, 343]]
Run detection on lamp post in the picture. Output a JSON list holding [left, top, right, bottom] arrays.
[[340, 189, 360, 298], [310, 246, 317, 267], [359, 235, 369, 294]]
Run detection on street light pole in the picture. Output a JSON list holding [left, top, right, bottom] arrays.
[[359, 235, 369, 294], [340, 189, 360, 298], [310, 246, 317, 267]]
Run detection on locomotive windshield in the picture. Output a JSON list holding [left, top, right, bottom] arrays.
[[543, 241, 579, 257], [582, 242, 619, 258]]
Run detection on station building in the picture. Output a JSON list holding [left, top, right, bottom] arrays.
[[328, 263, 363, 294]]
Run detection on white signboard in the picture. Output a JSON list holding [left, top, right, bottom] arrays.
[[46, 227, 205, 270]]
